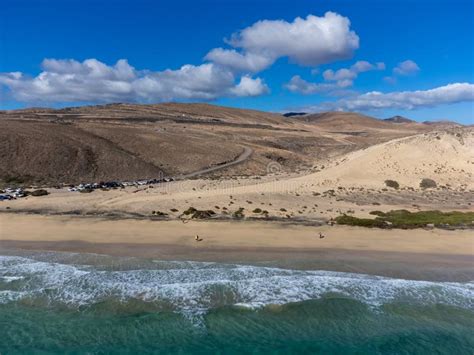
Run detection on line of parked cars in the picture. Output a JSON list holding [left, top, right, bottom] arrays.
[[0, 177, 175, 201], [67, 178, 174, 192], [0, 187, 26, 201]]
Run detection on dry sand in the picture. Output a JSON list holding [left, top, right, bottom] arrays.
[[1, 213, 473, 281], [1, 213, 472, 255]]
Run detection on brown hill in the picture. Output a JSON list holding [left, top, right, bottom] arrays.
[[0, 104, 436, 186], [293, 111, 420, 130]]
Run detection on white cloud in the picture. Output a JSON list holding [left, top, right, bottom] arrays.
[[204, 49, 272, 73], [0, 58, 268, 103], [284, 75, 341, 94], [323, 60, 385, 86], [384, 59, 420, 84], [1, 11, 360, 104], [206, 12, 359, 72], [393, 60, 420, 76], [302, 83, 474, 111], [229, 76, 269, 97], [286, 60, 384, 94]]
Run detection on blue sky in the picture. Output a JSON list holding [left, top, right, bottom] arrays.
[[1, 0, 473, 123]]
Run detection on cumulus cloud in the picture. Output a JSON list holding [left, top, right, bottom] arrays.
[[284, 75, 341, 94], [384, 59, 420, 84], [393, 60, 420, 76], [204, 49, 272, 74], [229, 76, 269, 97], [206, 12, 359, 72], [0, 58, 268, 103], [1, 11, 360, 104], [302, 83, 474, 111], [285, 60, 384, 94]]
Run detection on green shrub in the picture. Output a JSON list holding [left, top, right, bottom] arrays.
[[420, 178, 437, 189], [232, 207, 245, 219], [369, 210, 386, 216], [190, 210, 215, 219], [335, 215, 387, 228], [384, 179, 400, 189], [252, 208, 263, 213], [336, 210, 474, 229], [183, 207, 197, 215]]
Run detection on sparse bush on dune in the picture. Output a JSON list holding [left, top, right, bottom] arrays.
[[232, 207, 245, 219], [420, 178, 437, 189], [384, 180, 399, 189], [183, 207, 197, 215], [190, 210, 215, 219], [182, 206, 215, 219], [252, 208, 262, 213], [152, 210, 168, 216]]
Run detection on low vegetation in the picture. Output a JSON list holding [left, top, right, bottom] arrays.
[[232, 207, 245, 219], [182, 207, 215, 219], [152, 210, 168, 217], [336, 210, 474, 229], [384, 179, 400, 189], [420, 178, 437, 189]]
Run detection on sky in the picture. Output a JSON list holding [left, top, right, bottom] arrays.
[[0, 0, 473, 123]]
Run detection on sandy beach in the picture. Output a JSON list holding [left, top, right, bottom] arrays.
[[1, 213, 473, 281]]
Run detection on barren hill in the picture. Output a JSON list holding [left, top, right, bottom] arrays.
[[0, 103, 438, 185]]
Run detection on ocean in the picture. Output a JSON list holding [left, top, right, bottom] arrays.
[[1, 251, 473, 354]]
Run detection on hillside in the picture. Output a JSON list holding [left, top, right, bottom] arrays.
[[0, 104, 438, 185]]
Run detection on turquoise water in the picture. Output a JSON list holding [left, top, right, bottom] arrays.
[[1, 251, 473, 354]]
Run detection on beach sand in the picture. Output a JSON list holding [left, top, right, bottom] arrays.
[[1, 213, 473, 281]]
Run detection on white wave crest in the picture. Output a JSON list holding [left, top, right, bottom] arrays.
[[1, 255, 473, 313]]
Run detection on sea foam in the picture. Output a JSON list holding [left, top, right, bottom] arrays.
[[1, 254, 473, 313]]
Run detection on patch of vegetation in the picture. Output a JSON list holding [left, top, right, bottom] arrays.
[[420, 178, 437, 189], [183, 207, 197, 215], [152, 210, 168, 216], [232, 207, 245, 219], [369, 210, 385, 216], [384, 179, 400, 189], [337, 210, 474, 229], [280, 208, 287, 212], [30, 189, 49, 197], [182, 207, 215, 219], [252, 208, 262, 213], [191, 210, 216, 219], [335, 215, 387, 228], [170, 208, 179, 212]]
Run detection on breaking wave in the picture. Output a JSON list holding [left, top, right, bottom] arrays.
[[1, 254, 473, 314]]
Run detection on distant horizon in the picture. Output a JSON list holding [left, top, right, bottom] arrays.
[[1, 0, 473, 124], [2, 100, 469, 124]]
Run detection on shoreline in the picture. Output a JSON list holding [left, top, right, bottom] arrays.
[[1, 213, 473, 281]]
